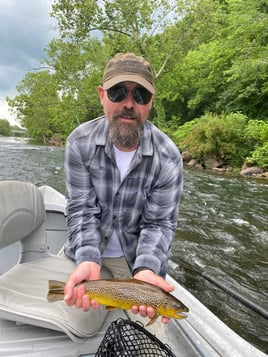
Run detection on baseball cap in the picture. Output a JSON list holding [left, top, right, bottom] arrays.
[[102, 53, 155, 94]]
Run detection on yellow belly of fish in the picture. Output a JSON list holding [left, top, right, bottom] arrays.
[[85, 291, 139, 310]]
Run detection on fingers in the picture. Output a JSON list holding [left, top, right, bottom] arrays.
[[131, 269, 173, 324], [64, 261, 101, 311], [81, 295, 99, 311], [131, 305, 170, 324], [65, 284, 100, 311], [133, 269, 174, 293], [75, 285, 86, 309], [131, 305, 151, 318], [161, 316, 170, 324]]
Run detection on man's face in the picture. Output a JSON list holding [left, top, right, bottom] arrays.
[[98, 81, 153, 150]]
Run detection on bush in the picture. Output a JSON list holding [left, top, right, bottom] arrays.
[[0, 119, 12, 136], [173, 112, 251, 167], [245, 120, 268, 168]]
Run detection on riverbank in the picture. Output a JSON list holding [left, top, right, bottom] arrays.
[[182, 151, 268, 181], [1, 135, 267, 181]]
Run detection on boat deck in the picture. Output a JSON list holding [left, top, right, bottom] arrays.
[[0, 183, 266, 357]]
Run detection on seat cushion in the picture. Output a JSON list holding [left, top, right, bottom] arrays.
[[0, 181, 46, 249], [0, 255, 111, 341]]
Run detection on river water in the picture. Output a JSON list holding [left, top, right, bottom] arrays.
[[0, 137, 267, 353]]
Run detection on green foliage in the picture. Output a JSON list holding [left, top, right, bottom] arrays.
[[0, 119, 11, 136], [246, 143, 268, 168], [170, 120, 197, 146], [7, 71, 62, 142], [167, 0, 268, 121], [245, 119, 268, 143], [244, 120, 268, 167], [6, 0, 268, 170], [173, 114, 268, 168], [173, 113, 251, 167]]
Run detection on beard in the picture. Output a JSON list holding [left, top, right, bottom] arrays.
[[108, 109, 144, 149]]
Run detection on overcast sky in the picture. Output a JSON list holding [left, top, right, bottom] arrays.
[[0, 0, 58, 125]]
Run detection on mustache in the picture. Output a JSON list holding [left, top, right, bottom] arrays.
[[113, 108, 138, 120]]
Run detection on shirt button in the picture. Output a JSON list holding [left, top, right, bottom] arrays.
[[113, 215, 116, 220]]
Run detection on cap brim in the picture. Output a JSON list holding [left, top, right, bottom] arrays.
[[103, 74, 155, 94]]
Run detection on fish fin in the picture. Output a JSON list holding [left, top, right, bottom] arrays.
[[105, 306, 118, 310], [47, 280, 66, 302], [146, 313, 159, 326]]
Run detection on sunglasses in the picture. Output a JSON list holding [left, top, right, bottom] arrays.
[[106, 85, 152, 105]]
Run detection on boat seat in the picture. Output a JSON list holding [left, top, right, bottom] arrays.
[[0, 181, 110, 342]]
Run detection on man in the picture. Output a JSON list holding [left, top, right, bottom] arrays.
[[63, 52, 183, 324]]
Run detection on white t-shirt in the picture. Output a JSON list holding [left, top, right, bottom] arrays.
[[102, 146, 136, 258]]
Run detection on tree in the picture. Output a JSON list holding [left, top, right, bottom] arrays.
[[150, 0, 228, 125], [216, 0, 268, 118], [0, 119, 11, 136], [7, 71, 62, 142], [169, 0, 268, 121], [46, 0, 190, 129], [7, 0, 268, 144]]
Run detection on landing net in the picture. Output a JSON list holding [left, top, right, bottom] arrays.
[[95, 318, 176, 356]]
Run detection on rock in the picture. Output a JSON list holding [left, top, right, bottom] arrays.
[[187, 158, 199, 168], [212, 167, 227, 173], [204, 158, 223, 169], [240, 167, 264, 176], [195, 164, 204, 170], [181, 151, 193, 163]]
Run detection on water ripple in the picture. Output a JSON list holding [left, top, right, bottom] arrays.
[[0, 138, 267, 353]]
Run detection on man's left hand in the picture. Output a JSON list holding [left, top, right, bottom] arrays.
[[132, 269, 174, 324]]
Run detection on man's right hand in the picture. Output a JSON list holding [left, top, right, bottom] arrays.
[[64, 261, 101, 311]]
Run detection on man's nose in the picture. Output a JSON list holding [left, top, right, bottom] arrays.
[[123, 90, 135, 108]]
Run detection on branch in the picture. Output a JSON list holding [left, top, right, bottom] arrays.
[[150, 5, 178, 37], [155, 51, 173, 79], [88, 26, 130, 37], [28, 66, 55, 72]]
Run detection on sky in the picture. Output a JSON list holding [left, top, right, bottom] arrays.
[[0, 0, 58, 126]]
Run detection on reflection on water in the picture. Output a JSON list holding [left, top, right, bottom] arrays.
[[0, 137, 267, 353]]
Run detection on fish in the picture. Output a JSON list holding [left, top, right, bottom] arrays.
[[47, 278, 189, 326]]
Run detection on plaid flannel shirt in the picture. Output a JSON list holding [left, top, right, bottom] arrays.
[[64, 116, 183, 277]]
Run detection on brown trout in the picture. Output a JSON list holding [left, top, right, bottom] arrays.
[[47, 278, 189, 326]]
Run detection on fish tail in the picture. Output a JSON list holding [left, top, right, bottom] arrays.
[[47, 280, 66, 302]]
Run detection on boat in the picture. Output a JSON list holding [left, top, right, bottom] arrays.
[[0, 180, 266, 357]]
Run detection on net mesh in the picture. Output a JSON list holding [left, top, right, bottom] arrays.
[[95, 318, 176, 357]]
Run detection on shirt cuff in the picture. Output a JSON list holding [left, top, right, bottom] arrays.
[[132, 267, 154, 276]]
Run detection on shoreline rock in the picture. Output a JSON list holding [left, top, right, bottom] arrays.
[[181, 151, 267, 180]]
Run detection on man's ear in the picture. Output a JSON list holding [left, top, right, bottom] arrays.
[[98, 85, 105, 104]]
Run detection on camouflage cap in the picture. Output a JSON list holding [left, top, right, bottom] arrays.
[[103, 53, 155, 94]]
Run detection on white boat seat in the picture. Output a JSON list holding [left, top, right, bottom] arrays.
[[0, 181, 110, 341]]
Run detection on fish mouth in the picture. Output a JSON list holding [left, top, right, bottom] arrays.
[[176, 312, 188, 319]]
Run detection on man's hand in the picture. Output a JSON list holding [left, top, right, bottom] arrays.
[[132, 269, 174, 324], [64, 261, 101, 311]]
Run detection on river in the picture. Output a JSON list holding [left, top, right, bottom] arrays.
[[0, 136, 267, 353]]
